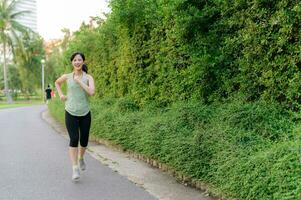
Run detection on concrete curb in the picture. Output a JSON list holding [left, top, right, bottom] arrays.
[[41, 109, 217, 200]]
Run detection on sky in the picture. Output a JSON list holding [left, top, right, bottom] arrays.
[[36, 0, 110, 41]]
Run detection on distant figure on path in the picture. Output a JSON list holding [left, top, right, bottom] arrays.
[[45, 85, 52, 104], [55, 52, 95, 181]]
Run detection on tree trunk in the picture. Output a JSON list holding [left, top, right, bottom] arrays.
[[3, 42, 13, 104]]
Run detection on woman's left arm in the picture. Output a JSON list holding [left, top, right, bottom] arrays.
[[75, 75, 95, 96]]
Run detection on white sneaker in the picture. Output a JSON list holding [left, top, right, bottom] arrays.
[[79, 158, 86, 171], [72, 167, 80, 181]]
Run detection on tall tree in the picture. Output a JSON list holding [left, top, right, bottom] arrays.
[[14, 32, 45, 96], [0, 0, 30, 103]]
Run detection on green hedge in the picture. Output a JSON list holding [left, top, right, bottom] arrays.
[[49, 98, 301, 199], [50, 0, 301, 109], [46, 0, 301, 199]]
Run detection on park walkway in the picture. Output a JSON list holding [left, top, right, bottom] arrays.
[[0, 105, 156, 200], [0, 105, 214, 200]]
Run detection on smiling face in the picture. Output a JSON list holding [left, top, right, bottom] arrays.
[[72, 54, 84, 71]]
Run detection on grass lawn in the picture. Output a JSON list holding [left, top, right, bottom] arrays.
[[0, 100, 44, 109]]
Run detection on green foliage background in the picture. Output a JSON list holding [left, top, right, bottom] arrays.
[[14, 33, 45, 94], [57, 0, 301, 108], [48, 0, 301, 199]]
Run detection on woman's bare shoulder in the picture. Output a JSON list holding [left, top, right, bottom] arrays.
[[87, 74, 94, 80], [56, 74, 69, 82]]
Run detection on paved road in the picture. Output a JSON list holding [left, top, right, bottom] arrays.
[[0, 105, 156, 200]]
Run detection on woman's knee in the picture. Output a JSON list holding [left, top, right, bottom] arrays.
[[79, 138, 88, 147], [69, 137, 79, 147]]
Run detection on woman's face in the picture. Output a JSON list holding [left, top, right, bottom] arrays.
[[72, 54, 84, 71]]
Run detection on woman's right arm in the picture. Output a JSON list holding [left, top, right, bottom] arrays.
[[55, 74, 68, 102]]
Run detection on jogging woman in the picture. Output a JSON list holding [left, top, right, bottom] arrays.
[[55, 52, 95, 181]]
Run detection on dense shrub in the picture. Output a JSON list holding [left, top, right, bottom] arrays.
[[56, 0, 301, 109], [47, 0, 301, 199], [49, 97, 301, 199]]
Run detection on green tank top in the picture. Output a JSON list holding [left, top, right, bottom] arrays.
[[65, 72, 90, 116]]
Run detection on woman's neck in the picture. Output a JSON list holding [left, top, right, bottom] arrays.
[[73, 70, 83, 76]]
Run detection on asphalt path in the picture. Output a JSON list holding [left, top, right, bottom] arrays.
[[0, 105, 156, 200]]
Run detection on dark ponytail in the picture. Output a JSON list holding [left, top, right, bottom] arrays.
[[70, 52, 88, 73], [82, 64, 88, 73]]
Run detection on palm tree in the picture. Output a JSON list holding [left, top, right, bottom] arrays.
[[0, 0, 30, 103]]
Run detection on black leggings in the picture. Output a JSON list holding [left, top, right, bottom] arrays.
[[65, 111, 91, 147]]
